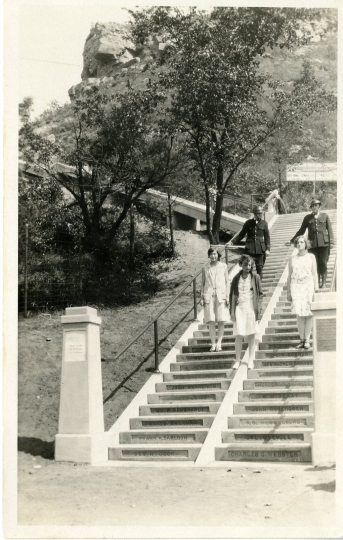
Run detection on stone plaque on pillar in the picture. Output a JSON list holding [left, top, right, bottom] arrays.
[[316, 318, 336, 352], [64, 331, 86, 362]]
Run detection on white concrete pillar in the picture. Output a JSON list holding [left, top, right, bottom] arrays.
[[55, 306, 108, 464], [310, 292, 336, 465]]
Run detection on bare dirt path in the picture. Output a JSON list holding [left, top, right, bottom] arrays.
[[18, 453, 335, 530]]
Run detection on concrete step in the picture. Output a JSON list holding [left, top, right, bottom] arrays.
[[265, 326, 298, 334], [274, 307, 292, 314], [130, 414, 215, 429], [193, 330, 234, 337], [221, 428, 313, 444], [188, 336, 237, 346], [238, 388, 313, 401], [163, 369, 234, 381], [198, 323, 233, 330], [182, 343, 246, 353], [227, 413, 314, 429], [248, 366, 313, 379], [255, 349, 312, 358], [254, 358, 313, 369], [156, 379, 231, 392], [258, 340, 312, 350], [215, 443, 312, 462], [176, 351, 236, 361], [172, 359, 235, 372], [262, 333, 309, 342], [271, 312, 297, 320], [243, 378, 313, 390], [109, 444, 202, 461], [148, 389, 226, 404], [140, 402, 222, 415], [233, 400, 313, 415], [119, 428, 209, 445]]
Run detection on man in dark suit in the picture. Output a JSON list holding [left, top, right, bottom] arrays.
[[286, 199, 334, 288], [226, 205, 270, 281]]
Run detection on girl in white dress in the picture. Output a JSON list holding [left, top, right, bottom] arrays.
[[200, 248, 230, 352], [287, 236, 318, 349], [229, 255, 263, 368]]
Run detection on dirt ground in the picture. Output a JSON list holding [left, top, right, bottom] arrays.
[[17, 454, 336, 531], [15, 228, 340, 535]]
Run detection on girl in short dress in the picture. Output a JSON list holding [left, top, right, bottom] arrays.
[[287, 235, 318, 349], [229, 254, 263, 368], [200, 248, 231, 352]]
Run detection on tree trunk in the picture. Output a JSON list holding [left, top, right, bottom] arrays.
[[167, 190, 175, 257], [212, 193, 224, 244], [204, 184, 215, 245], [129, 204, 135, 267], [212, 163, 224, 244]]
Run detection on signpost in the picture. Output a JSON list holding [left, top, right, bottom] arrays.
[[286, 162, 337, 195]]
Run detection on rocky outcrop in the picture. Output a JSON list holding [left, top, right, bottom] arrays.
[[69, 22, 166, 99]]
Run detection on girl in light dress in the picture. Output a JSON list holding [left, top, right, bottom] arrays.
[[229, 255, 263, 368], [200, 248, 231, 352], [287, 236, 318, 349]]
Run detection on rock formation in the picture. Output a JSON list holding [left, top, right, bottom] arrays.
[[69, 22, 165, 99]]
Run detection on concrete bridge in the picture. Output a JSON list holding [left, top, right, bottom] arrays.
[[145, 189, 246, 234], [19, 161, 246, 234]]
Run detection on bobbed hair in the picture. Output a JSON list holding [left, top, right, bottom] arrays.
[[208, 247, 222, 259], [238, 254, 254, 270], [295, 235, 311, 250]]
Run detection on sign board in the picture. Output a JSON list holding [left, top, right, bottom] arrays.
[[287, 162, 337, 182], [316, 318, 336, 352]]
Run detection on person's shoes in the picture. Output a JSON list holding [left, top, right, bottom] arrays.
[[215, 343, 222, 351], [322, 272, 327, 288], [296, 340, 305, 349], [210, 345, 216, 352], [303, 340, 311, 349]]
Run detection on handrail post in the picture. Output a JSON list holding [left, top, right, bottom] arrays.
[[193, 278, 199, 321], [225, 246, 229, 265], [24, 223, 28, 318], [153, 320, 160, 373]]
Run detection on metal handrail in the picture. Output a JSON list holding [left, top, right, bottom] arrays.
[[111, 267, 203, 372], [330, 254, 337, 292], [110, 245, 237, 372]]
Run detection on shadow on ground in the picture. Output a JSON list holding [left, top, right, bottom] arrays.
[[305, 464, 336, 472], [307, 480, 336, 493], [18, 437, 55, 460]]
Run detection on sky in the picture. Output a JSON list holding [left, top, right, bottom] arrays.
[[19, 4, 132, 117]]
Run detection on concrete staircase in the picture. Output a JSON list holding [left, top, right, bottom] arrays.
[[108, 209, 336, 463], [215, 209, 336, 463]]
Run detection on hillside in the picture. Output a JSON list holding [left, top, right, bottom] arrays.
[[31, 12, 337, 210]]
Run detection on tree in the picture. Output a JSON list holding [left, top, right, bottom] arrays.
[[129, 7, 336, 242], [19, 96, 34, 124], [19, 84, 187, 250]]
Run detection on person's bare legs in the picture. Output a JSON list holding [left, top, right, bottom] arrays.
[[296, 315, 305, 347], [233, 335, 243, 368], [216, 321, 225, 350], [303, 315, 313, 348], [209, 321, 216, 350], [247, 334, 256, 364]]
